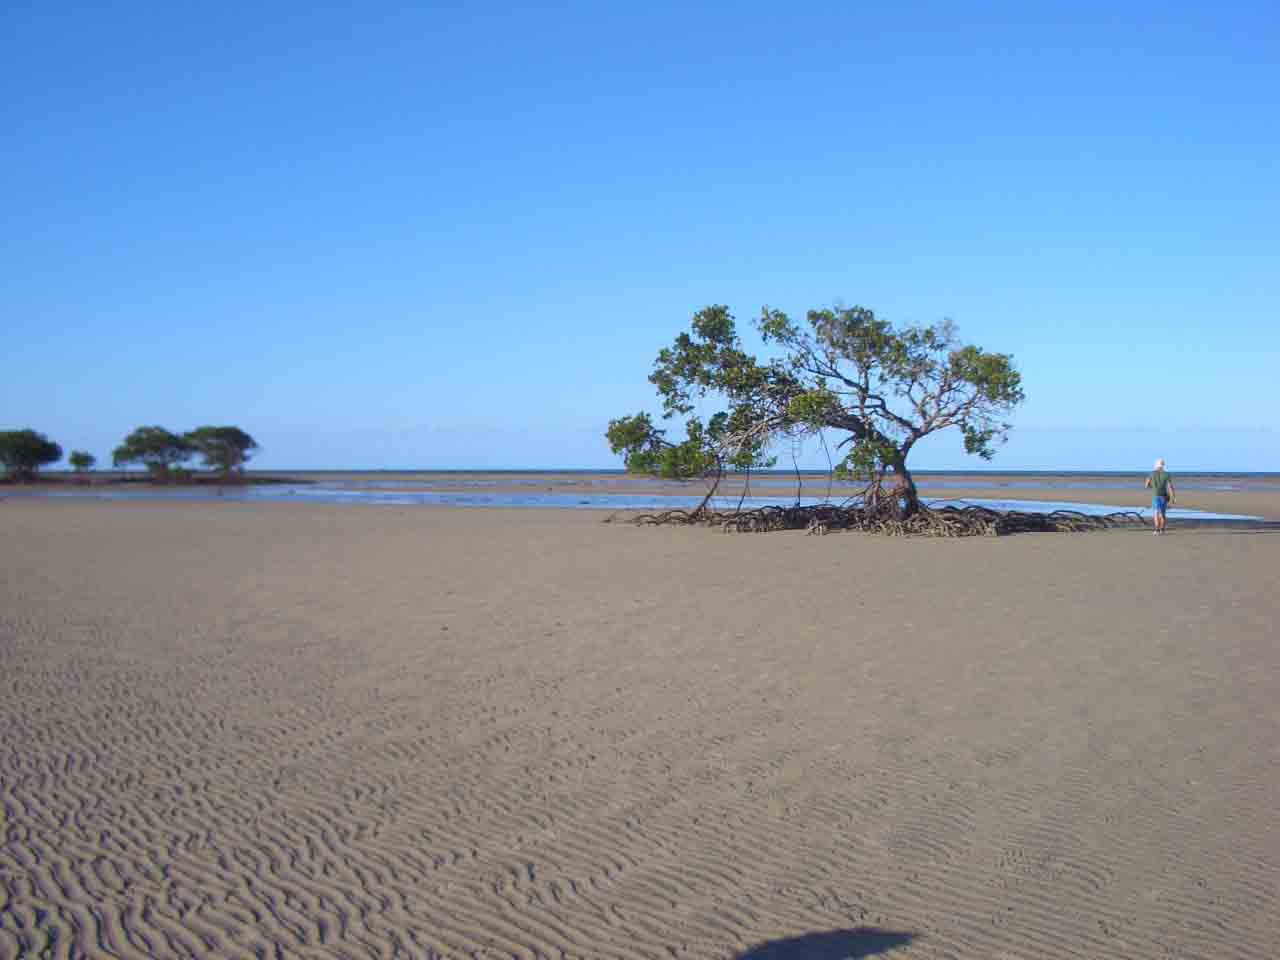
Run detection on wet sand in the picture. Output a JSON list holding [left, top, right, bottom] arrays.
[[292, 472, 1280, 521], [912, 486, 1280, 520], [2, 499, 1278, 958], [18, 471, 1280, 521]]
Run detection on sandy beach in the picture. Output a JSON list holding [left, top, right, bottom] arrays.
[[2, 499, 1278, 958]]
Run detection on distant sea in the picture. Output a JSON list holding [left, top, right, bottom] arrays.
[[270, 469, 1280, 476], [264, 468, 1280, 493]]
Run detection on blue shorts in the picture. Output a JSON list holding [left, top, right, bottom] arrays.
[[1152, 496, 1168, 513]]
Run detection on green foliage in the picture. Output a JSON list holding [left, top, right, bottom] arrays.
[[649, 306, 796, 420], [606, 413, 663, 467], [185, 426, 258, 475], [609, 303, 1026, 515], [111, 425, 259, 481], [606, 413, 717, 479], [0, 429, 62, 481], [833, 438, 899, 482], [112, 426, 194, 481], [607, 305, 793, 480], [68, 450, 96, 472], [784, 388, 841, 428]]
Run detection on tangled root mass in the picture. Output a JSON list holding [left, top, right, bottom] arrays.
[[626, 502, 1145, 537]]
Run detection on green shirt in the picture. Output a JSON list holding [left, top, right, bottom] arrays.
[[1149, 469, 1172, 498]]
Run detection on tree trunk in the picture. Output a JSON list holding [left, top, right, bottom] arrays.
[[888, 454, 920, 517]]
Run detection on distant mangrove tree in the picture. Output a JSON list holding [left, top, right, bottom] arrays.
[[0, 429, 63, 482], [112, 425, 259, 481]]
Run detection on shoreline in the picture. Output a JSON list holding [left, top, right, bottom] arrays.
[[0, 472, 302, 488], [7, 474, 1278, 520]]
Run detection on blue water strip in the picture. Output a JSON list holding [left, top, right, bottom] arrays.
[[2, 485, 1264, 521]]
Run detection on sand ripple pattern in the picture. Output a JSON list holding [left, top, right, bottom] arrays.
[[2, 503, 1279, 958]]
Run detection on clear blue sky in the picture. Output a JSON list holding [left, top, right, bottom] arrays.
[[5, 2, 1276, 471]]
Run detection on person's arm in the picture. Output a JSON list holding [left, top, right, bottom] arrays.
[[1168, 480, 1175, 502], [1145, 475, 1152, 489]]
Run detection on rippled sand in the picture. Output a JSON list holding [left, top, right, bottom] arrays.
[[2, 500, 1278, 958]]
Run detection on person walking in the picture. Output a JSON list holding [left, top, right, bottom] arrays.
[[1145, 458, 1175, 534]]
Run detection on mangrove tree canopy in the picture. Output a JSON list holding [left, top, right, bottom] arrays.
[[607, 304, 1025, 516], [0, 429, 63, 481], [186, 426, 259, 475], [112, 426, 194, 479]]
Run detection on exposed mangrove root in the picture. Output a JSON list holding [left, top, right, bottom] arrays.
[[628, 502, 1146, 537]]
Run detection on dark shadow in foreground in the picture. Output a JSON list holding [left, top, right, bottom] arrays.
[[736, 927, 916, 959]]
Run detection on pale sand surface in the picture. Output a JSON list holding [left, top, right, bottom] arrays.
[[2, 500, 1278, 959]]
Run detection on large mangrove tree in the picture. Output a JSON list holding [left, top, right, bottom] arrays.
[[607, 304, 1026, 518]]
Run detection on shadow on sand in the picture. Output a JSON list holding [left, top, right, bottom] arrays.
[[736, 927, 915, 959]]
